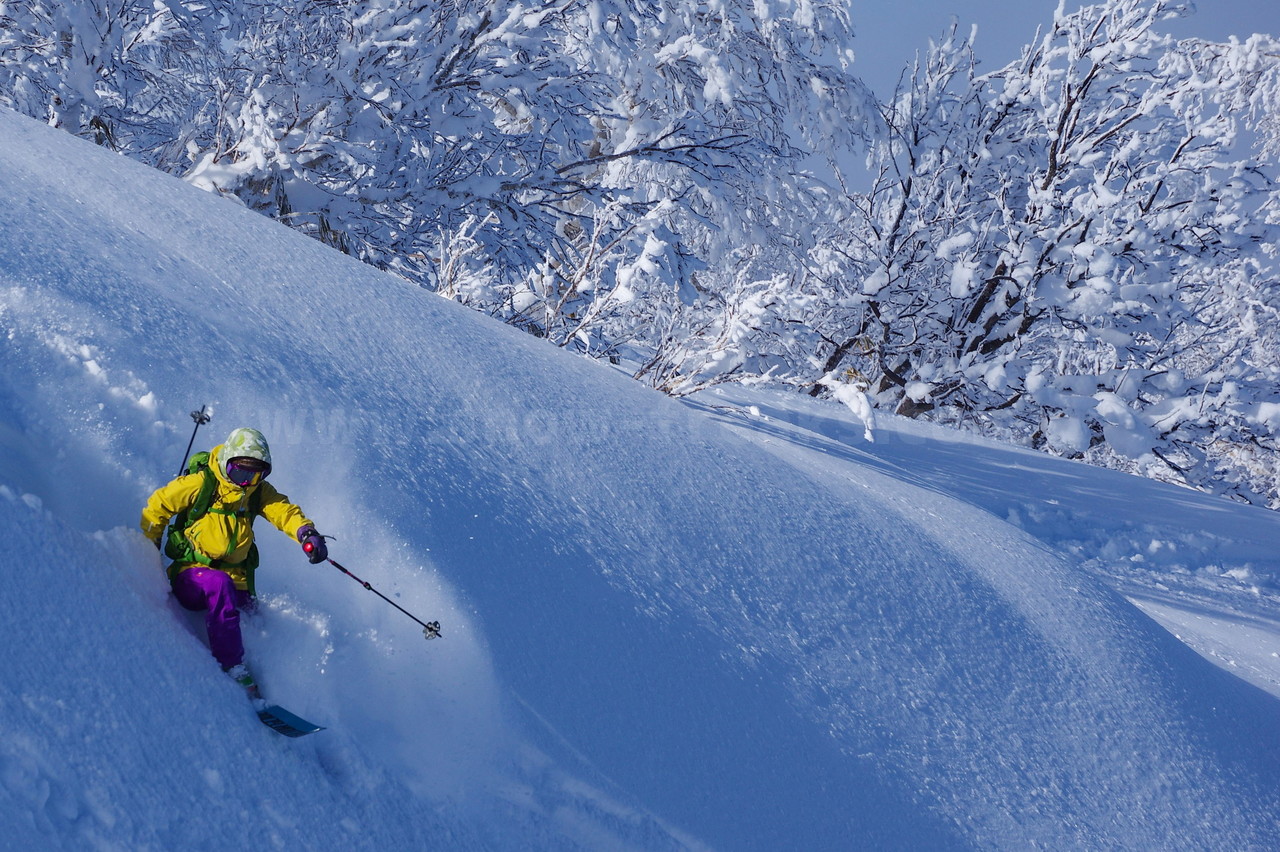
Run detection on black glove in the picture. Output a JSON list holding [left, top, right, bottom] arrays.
[[297, 525, 328, 564]]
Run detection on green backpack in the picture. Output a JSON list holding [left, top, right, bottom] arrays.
[[164, 450, 264, 594]]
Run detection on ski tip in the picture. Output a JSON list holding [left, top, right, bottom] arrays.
[[258, 705, 325, 738]]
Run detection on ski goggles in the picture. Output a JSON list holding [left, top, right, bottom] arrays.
[[226, 457, 271, 488]]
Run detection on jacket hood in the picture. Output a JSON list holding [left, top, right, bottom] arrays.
[[207, 444, 236, 488]]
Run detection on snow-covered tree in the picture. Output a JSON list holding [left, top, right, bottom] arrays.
[[19, 0, 867, 381], [814, 0, 1280, 502], [4, 0, 1280, 502], [0, 0, 222, 157]]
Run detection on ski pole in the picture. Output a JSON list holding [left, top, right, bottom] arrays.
[[320, 556, 442, 640], [179, 405, 212, 476]]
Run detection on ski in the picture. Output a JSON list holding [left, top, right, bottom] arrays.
[[257, 703, 325, 738], [229, 668, 324, 737]]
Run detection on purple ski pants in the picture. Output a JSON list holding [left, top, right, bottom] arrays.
[[171, 566, 254, 669]]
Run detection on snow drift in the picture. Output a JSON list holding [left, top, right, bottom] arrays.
[[2, 108, 1280, 849]]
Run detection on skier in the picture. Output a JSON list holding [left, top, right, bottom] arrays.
[[140, 427, 327, 696]]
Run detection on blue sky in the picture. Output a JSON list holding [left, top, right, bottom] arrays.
[[852, 0, 1278, 96]]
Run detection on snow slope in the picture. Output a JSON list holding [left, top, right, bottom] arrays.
[[2, 107, 1280, 849]]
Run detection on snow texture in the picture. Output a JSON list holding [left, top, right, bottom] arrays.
[[2, 109, 1280, 849]]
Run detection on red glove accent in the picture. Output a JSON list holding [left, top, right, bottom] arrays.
[[297, 525, 328, 564]]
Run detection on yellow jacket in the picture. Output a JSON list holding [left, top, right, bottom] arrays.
[[140, 443, 314, 590]]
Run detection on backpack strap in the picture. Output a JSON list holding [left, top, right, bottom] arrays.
[[164, 459, 219, 569], [187, 452, 219, 523]]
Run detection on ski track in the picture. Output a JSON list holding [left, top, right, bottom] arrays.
[[2, 109, 1280, 849]]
